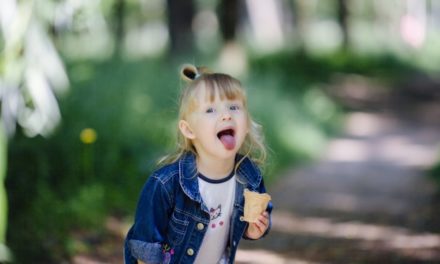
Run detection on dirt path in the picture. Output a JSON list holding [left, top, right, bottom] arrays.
[[238, 91, 440, 263]]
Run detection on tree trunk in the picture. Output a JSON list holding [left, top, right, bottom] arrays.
[[166, 0, 195, 55], [218, 0, 239, 42], [293, 0, 308, 52], [337, 0, 350, 49], [114, 0, 125, 57]]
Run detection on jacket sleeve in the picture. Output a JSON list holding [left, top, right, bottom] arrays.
[[125, 174, 173, 264]]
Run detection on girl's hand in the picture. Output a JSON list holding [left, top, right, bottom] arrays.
[[245, 211, 270, 239]]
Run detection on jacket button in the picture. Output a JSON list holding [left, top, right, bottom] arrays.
[[187, 248, 195, 256], [197, 223, 204, 230]]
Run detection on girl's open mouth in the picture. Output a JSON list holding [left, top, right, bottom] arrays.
[[217, 128, 236, 150]]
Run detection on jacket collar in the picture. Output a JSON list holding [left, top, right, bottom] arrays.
[[178, 152, 262, 203]]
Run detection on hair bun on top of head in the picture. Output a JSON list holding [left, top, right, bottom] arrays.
[[180, 64, 211, 83]]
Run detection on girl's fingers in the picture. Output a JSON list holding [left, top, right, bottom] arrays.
[[254, 214, 269, 232], [250, 223, 263, 235], [259, 213, 269, 225], [247, 212, 270, 238]]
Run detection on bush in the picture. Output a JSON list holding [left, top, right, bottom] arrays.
[[6, 58, 178, 262], [430, 157, 440, 186]]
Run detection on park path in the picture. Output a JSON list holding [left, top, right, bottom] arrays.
[[237, 81, 440, 263]]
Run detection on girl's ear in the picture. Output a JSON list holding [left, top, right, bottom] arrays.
[[179, 120, 196, 139]]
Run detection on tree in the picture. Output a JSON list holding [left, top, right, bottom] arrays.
[[337, 0, 350, 49], [218, 0, 240, 42], [166, 0, 195, 54], [113, 0, 126, 57], [0, 0, 68, 260]]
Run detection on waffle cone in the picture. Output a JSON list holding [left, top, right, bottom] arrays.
[[243, 189, 271, 223]]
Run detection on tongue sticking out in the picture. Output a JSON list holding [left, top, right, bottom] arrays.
[[218, 131, 236, 150]]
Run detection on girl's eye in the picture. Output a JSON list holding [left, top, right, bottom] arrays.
[[206, 107, 215, 113], [230, 105, 240, 111]]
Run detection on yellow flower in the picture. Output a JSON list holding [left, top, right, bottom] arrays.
[[80, 128, 97, 144]]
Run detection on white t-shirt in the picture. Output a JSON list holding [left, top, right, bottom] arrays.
[[194, 172, 236, 264]]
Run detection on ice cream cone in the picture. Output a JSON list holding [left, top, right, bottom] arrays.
[[243, 189, 271, 223]]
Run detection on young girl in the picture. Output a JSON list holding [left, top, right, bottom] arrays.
[[124, 64, 272, 264]]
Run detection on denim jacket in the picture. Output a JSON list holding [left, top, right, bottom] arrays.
[[124, 152, 273, 264]]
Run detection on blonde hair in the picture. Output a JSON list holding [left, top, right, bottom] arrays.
[[159, 64, 266, 169]]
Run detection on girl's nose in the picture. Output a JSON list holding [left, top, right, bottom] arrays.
[[222, 111, 232, 121]]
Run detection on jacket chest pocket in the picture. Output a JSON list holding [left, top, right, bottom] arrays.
[[168, 212, 189, 246]]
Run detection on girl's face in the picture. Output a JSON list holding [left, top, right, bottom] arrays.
[[179, 84, 249, 161]]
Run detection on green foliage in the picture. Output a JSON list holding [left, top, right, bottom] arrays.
[[251, 50, 419, 89], [429, 151, 440, 186], [7, 136, 71, 262], [245, 71, 341, 182], [68, 184, 106, 228], [431, 164, 440, 182], [6, 58, 178, 262]]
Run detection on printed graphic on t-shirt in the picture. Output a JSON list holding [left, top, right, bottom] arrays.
[[209, 204, 224, 229], [210, 204, 221, 220]]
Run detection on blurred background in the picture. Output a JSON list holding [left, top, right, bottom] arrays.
[[1, 0, 440, 263]]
